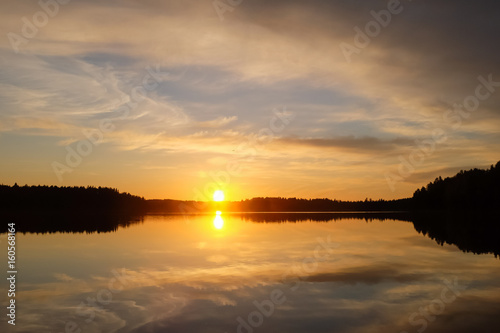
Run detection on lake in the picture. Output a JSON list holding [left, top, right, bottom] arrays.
[[2, 213, 500, 333]]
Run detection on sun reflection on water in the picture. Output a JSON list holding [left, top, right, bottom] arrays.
[[213, 211, 224, 230]]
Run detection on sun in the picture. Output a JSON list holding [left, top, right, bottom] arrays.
[[213, 190, 225, 202]]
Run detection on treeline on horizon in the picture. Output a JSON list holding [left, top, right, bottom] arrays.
[[1, 160, 499, 215], [150, 160, 500, 213], [0, 185, 146, 215], [412, 161, 500, 210]]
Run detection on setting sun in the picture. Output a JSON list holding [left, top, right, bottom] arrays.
[[213, 190, 225, 202]]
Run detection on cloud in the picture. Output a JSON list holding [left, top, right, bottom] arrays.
[[277, 136, 413, 153], [1, 0, 500, 199], [197, 116, 238, 128], [53, 273, 74, 282], [305, 264, 430, 285]]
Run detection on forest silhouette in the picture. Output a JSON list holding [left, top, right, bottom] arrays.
[[2, 161, 499, 215], [2, 161, 499, 256], [148, 160, 500, 213]]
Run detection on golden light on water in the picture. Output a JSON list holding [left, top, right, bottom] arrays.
[[213, 211, 224, 230], [213, 190, 225, 202]]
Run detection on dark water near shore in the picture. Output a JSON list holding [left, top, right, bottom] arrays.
[[2, 213, 500, 333]]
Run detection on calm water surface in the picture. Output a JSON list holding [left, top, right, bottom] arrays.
[[2, 213, 500, 333]]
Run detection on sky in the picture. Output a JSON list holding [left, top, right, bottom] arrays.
[[1, 0, 499, 201]]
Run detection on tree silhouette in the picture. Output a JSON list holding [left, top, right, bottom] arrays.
[[412, 161, 500, 211]]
